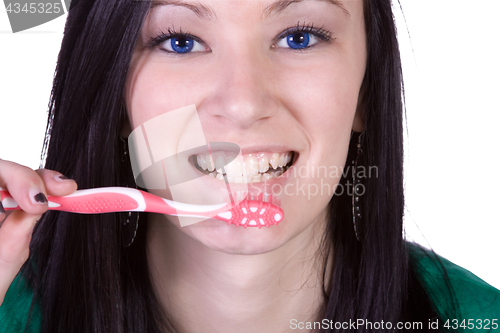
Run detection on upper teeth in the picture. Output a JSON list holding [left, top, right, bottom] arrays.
[[196, 152, 293, 178]]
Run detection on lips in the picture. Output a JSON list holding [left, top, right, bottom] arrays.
[[193, 151, 296, 183]]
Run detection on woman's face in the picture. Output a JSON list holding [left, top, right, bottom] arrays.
[[125, 0, 366, 254]]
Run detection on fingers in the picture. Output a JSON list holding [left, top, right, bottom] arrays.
[[0, 159, 49, 216], [0, 159, 78, 307], [0, 210, 39, 306], [35, 169, 78, 197]]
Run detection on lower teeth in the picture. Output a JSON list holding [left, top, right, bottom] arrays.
[[208, 168, 285, 183], [197, 153, 294, 183]]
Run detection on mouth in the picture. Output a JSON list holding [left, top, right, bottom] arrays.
[[191, 151, 297, 183]]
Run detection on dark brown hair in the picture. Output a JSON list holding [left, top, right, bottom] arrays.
[[20, 0, 457, 332]]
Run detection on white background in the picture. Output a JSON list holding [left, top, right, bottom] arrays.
[[1, 1, 499, 288]]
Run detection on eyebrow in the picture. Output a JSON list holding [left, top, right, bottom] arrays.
[[151, 0, 217, 21], [151, 0, 349, 21]]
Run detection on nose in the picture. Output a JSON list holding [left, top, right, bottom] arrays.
[[200, 45, 279, 130]]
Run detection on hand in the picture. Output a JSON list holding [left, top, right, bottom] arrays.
[[0, 159, 77, 306]]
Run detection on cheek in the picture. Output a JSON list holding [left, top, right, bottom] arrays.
[[125, 58, 208, 130], [275, 55, 363, 214], [279, 60, 361, 143], [126, 68, 174, 129]]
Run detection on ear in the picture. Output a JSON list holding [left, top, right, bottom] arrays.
[[352, 78, 366, 132]]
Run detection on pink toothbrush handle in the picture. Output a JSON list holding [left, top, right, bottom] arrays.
[[0, 187, 283, 227], [0, 187, 177, 215]]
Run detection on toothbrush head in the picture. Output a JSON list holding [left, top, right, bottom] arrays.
[[221, 192, 284, 228]]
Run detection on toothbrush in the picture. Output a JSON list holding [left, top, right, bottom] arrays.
[[0, 187, 284, 228]]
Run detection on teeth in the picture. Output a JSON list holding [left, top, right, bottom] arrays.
[[244, 156, 259, 177], [225, 156, 244, 177], [199, 155, 208, 170], [269, 171, 279, 178], [196, 151, 294, 183], [278, 154, 285, 167], [207, 155, 215, 172], [259, 155, 269, 173], [197, 155, 204, 170], [269, 153, 280, 169], [215, 155, 225, 174]]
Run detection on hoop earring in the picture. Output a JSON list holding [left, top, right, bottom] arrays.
[[120, 136, 139, 247], [120, 135, 129, 163], [352, 132, 364, 242], [122, 211, 139, 248]]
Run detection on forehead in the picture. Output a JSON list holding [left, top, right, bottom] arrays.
[[149, 0, 358, 21]]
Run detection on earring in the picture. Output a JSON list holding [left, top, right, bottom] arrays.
[[352, 132, 364, 242], [119, 136, 139, 247], [120, 136, 129, 162], [122, 211, 139, 248]]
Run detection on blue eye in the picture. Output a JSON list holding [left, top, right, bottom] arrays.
[[161, 35, 206, 54], [276, 31, 320, 50], [149, 28, 208, 55], [288, 32, 309, 49], [169, 36, 194, 53], [274, 23, 332, 50], [148, 23, 333, 55]]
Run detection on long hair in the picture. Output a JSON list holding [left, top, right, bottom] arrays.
[[20, 0, 455, 332], [24, 0, 172, 332], [320, 1, 457, 331]]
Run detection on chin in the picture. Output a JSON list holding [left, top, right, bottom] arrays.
[[174, 217, 293, 255]]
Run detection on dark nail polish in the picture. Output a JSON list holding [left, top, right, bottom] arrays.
[[54, 173, 73, 182], [0, 202, 5, 214], [34, 193, 48, 204]]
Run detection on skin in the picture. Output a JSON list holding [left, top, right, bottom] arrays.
[[125, 0, 366, 332], [0, 160, 77, 306], [0, 0, 366, 331]]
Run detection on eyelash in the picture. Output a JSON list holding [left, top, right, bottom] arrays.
[[147, 27, 200, 48], [146, 22, 334, 54], [276, 22, 334, 48]]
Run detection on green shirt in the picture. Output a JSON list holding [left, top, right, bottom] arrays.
[[410, 244, 500, 330], [0, 273, 40, 333], [1, 244, 499, 332]]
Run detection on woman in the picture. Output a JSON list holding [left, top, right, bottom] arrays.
[[0, 0, 498, 332]]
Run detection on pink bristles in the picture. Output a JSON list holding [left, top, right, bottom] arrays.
[[227, 192, 284, 228]]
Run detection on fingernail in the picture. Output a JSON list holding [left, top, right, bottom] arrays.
[[54, 173, 72, 182], [29, 188, 47, 205]]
